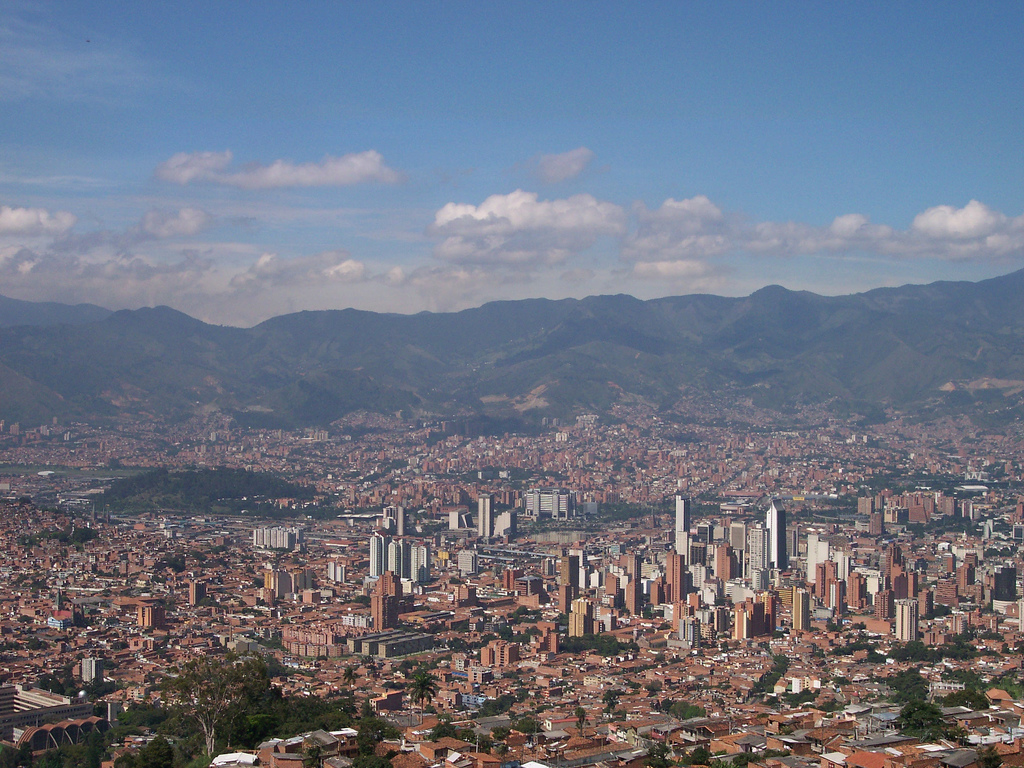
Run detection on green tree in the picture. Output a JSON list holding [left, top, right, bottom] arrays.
[[343, 666, 358, 687], [645, 742, 672, 768], [575, 706, 587, 735], [408, 670, 439, 724], [603, 689, 621, 717], [513, 717, 540, 735], [162, 652, 269, 757], [896, 700, 946, 741], [979, 745, 1002, 768]]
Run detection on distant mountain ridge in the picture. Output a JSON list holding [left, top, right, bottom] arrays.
[[4, 271, 1024, 428], [0, 294, 111, 327]]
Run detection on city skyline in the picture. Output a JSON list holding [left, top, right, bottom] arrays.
[[2, 3, 1023, 325]]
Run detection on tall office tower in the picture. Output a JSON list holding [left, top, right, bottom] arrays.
[[858, 496, 875, 516], [869, 512, 885, 536], [806, 533, 830, 584], [559, 554, 580, 590], [729, 522, 746, 552], [792, 587, 810, 631], [675, 495, 691, 553], [766, 499, 788, 570], [395, 506, 405, 537], [746, 525, 769, 575], [494, 509, 517, 538], [713, 544, 735, 581], [666, 552, 687, 603], [478, 495, 494, 538], [895, 598, 919, 641], [369, 533, 388, 578], [993, 565, 1018, 602], [695, 522, 713, 544], [411, 544, 431, 583], [624, 575, 643, 615]]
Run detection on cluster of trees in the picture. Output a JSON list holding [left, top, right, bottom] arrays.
[[98, 468, 314, 514]]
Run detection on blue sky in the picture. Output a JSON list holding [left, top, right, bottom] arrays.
[[1, 1, 1022, 324]]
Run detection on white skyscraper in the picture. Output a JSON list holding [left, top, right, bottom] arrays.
[[895, 598, 919, 641], [675, 495, 691, 553], [746, 524, 769, 575], [806, 532, 830, 581], [411, 544, 431, 583], [478, 495, 494, 538], [766, 499, 788, 570], [369, 533, 388, 578]]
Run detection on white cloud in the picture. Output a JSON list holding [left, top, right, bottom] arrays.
[[230, 250, 367, 290], [912, 199, 1006, 240], [624, 196, 731, 261], [431, 189, 625, 265], [140, 207, 213, 238], [155, 150, 403, 188], [534, 147, 595, 183], [155, 151, 233, 185], [623, 197, 1024, 266], [0, 205, 76, 235]]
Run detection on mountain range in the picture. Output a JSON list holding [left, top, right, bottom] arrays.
[[4, 270, 1024, 429]]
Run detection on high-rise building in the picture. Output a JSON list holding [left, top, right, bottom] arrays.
[[188, 580, 207, 607], [568, 598, 594, 637], [766, 500, 788, 570], [674, 495, 691, 553], [806, 533, 830, 584], [494, 509, 517, 539], [386, 538, 411, 580], [410, 544, 431, 583], [81, 657, 104, 683], [369, 533, 388, 578], [729, 522, 746, 552], [895, 598, 919, 641], [559, 554, 580, 590], [792, 588, 810, 632], [478, 495, 494, 538], [457, 549, 478, 576], [993, 565, 1018, 602], [746, 525, 769, 575], [326, 561, 346, 583], [371, 594, 399, 630]]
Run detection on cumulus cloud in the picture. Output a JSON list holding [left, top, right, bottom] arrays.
[[156, 149, 403, 188], [624, 196, 731, 262], [534, 147, 595, 183], [0, 205, 76, 235], [230, 250, 367, 290], [912, 199, 1007, 240], [623, 197, 1024, 269], [431, 189, 625, 265]]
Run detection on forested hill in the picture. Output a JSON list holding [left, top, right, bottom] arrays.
[[4, 269, 1024, 428]]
